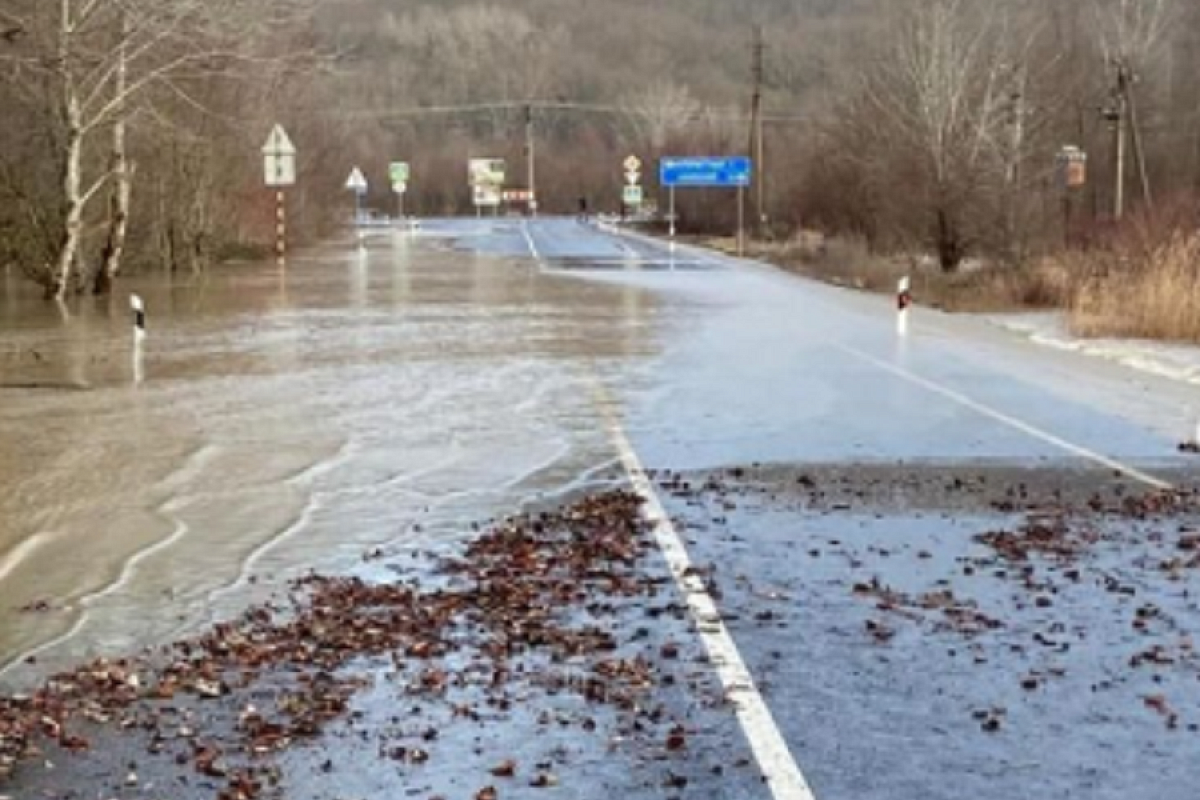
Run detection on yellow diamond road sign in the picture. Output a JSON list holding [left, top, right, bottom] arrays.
[[623, 155, 642, 173]]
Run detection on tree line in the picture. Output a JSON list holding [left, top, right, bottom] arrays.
[[3, 0, 1199, 300]]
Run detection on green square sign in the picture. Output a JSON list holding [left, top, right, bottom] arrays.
[[389, 162, 410, 184]]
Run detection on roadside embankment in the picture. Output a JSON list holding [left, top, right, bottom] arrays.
[[693, 233, 1070, 314]]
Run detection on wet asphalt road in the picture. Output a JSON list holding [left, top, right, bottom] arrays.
[[4, 217, 1200, 799], [435, 217, 1200, 799]]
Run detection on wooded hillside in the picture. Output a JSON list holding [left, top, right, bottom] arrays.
[[3, 0, 1199, 298]]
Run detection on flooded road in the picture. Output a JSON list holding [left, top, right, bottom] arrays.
[[5, 218, 1200, 800], [0, 224, 661, 685]]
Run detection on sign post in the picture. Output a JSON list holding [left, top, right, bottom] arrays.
[[345, 166, 369, 249], [659, 157, 752, 256], [468, 159, 506, 217], [622, 155, 643, 224], [1056, 146, 1087, 250], [668, 187, 677, 251], [737, 186, 746, 256], [389, 162, 410, 222], [262, 125, 297, 269]]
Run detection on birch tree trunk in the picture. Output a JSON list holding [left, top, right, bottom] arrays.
[[95, 13, 130, 296], [51, 0, 81, 301]]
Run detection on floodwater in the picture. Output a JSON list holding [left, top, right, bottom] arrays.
[[0, 224, 662, 688]]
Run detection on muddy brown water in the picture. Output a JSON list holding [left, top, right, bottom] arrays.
[[0, 230, 662, 688]]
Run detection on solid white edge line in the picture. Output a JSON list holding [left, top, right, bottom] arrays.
[[520, 220, 542, 264], [597, 224, 1174, 492], [835, 342, 1174, 491], [600, 408, 817, 800]]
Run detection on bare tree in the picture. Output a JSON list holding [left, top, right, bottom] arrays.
[[0, 0, 316, 299], [621, 80, 702, 154], [860, 0, 1018, 269]]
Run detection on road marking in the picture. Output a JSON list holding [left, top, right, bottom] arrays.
[[520, 220, 542, 264], [835, 342, 1174, 491], [588, 225, 1174, 492], [595, 388, 818, 800]]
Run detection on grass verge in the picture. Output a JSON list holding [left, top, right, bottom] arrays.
[[698, 233, 1071, 314], [1069, 233, 1200, 343]]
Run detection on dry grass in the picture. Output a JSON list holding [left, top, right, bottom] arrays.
[[1069, 233, 1200, 343], [703, 232, 1071, 313]]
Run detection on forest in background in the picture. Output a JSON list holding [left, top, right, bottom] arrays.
[[3, 0, 1200, 324]]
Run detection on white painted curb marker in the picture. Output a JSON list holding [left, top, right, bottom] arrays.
[[131, 294, 146, 338], [897, 276, 912, 336], [130, 294, 146, 386]]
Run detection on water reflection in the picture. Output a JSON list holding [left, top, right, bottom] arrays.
[[0, 225, 662, 688]]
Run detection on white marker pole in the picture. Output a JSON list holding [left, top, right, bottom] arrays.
[[897, 276, 912, 337], [130, 294, 146, 386], [669, 186, 677, 253], [276, 190, 287, 269], [355, 190, 365, 251]]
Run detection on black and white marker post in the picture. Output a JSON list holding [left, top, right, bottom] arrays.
[[262, 124, 297, 270], [346, 167, 369, 251], [131, 294, 146, 385], [275, 191, 287, 269], [897, 276, 912, 337]]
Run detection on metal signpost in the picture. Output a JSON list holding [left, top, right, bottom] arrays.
[[468, 159, 506, 217], [1056, 146, 1087, 250], [623, 155, 643, 220], [262, 125, 297, 269], [389, 162, 410, 221], [345, 166, 368, 248], [659, 157, 753, 254]]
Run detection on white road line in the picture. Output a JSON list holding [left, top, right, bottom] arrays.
[[596, 393, 817, 800], [835, 342, 1174, 491], [520, 220, 542, 264], [587, 226, 1173, 493]]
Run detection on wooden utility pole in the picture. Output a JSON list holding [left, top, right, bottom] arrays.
[[1123, 64, 1153, 210], [748, 25, 766, 236], [1109, 59, 1153, 221], [1004, 66, 1027, 262], [1111, 66, 1128, 221]]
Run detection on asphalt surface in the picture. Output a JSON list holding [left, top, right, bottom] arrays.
[[436, 217, 1200, 799], [4, 217, 1200, 799]]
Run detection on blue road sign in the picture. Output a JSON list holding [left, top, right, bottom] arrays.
[[660, 157, 752, 188]]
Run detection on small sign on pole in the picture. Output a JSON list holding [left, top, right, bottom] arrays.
[[469, 159, 506, 214], [262, 125, 297, 188], [262, 125, 297, 269], [1057, 146, 1088, 189], [1056, 146, 1087, 249], [346, 167, 368, 195], [473, 185, 503, 208], [389, 163, 410, 221]]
